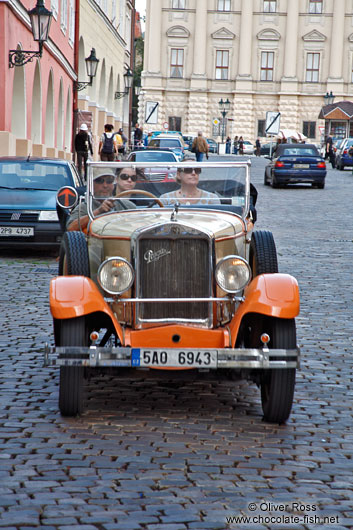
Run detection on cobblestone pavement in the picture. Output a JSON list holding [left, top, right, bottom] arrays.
[[0, 156, 352, 529]]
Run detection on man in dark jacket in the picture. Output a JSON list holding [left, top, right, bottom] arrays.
[[74, 123, 93, 181], [133, 123, 143, 149]]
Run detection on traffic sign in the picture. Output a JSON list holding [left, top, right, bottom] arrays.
[[145, 101, 159, 124], [213, 118, 220, 126], [265, 111, 281, 135], [163, 122, 169, 130]]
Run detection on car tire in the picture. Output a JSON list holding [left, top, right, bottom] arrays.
[[59, 316, 88, 416], [260, 318, 297, 424], [250, 230, 278, 276], [264, 171, 269, 186], [58, 231, 90, 276], [339, 163, 344, 171], [271, 173, 279, 188], [316, 181, 325, 189]]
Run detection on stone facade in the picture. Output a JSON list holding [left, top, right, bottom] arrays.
[[140, 0, 353, 144]]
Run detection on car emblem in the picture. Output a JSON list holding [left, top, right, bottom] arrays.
[[11, 212, 21, 220], [144, 249, 171, 264]]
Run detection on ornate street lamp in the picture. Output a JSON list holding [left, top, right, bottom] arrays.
[[74, 48, 100, 91], [115, 67, 134, 99], [9, 0, 53, 68], [218, 98, 231, 143], [324, 91, 335, 105]]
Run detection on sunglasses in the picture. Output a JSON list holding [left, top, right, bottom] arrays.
[[95, 176, 115, 184], [183, 168, 201, 175], [119, 173, 137, 181]]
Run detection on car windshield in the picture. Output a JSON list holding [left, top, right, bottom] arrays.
[[0, 161, 71, 189], [281, 147, 318, 156], [86, 161, 250, 219], [131, 151, 176, 162], [149, 139, 181, 148]]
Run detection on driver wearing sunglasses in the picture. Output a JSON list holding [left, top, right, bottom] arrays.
[[67, 171, 136, 232], [160, 164, 220, 206]]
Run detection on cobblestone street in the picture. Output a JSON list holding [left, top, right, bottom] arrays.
[[0, 156, 352, 529]]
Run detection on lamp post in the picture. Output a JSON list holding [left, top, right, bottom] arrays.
[[115, 67, 134, 99], [324, 91, 335, 105], [73, 48, 99, 91], [9, 0, 53, 68], [218, 98, 231, 144]]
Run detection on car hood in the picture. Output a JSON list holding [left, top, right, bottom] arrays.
[[90, 209, 244, 239], [0, 189, 57, 210]]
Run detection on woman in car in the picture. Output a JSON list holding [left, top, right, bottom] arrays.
[[160, 163, 220, 206]]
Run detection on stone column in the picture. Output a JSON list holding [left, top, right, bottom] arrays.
[[283, 1, 299, 78], [147, 0, 161, 73], [192, 1, 207, 76], [329, 0, 345, 79], [237, 0, 253, 77]]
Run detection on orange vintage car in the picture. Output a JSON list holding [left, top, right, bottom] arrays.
[[47, 161, 300, 423]]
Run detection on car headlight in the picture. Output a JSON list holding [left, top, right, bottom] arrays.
[[38, 210, 59, 221], [98, 257, 134, 295], [215, 256, 251, 293]]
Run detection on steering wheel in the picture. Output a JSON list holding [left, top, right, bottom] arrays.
[[115, 189, 164, 208]]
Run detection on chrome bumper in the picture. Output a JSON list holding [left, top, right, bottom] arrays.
[[44, 345, 300, 369]]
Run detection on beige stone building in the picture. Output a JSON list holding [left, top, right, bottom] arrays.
[[140, 0, 353, 144]]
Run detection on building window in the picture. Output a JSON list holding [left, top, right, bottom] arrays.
[[172, 0, 185, 8], [303, 121, 316, 138], [61, 0, 68, 32], [264, 0, 277, 12], [258, 119, 266, 137], [51, 0, 58, 19], [306, 53, 320, 82], [260, 51, 274, 81], [216, 50, 229, 80], [169, 117, 182, 131], [309, 0, 323, 14], [170, 49, 184, 78], [217, 0, 231, 11]]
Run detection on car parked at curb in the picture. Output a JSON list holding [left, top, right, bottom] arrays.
[[206, 138, 218, 153], [0, 157, 84, 248], [47, 160, 300, 423], [335, 138, 353, 170], [264, 143, 326, 188]]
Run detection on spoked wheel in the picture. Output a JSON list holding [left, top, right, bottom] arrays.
[[58, 231, 90, 276], [250, 230, 278, 276], [59, 316, 89, 416], [260, 318, 297, 424]]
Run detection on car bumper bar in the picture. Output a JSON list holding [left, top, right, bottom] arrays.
[[44, 345, 300, 369]]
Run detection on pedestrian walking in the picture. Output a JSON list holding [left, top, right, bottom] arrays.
[[233, 135, 239, 155], [118, 128, 128, 156], [99, 124, 117, 161], [325, 135, 336, 168], [255, 138, 261, 156], [74, 123, 93, 181], [226, 136, 231, 154], [114, 130, 124, 160], [191, 131, 209, 162], [238, 136, 244, 155], [133, 123, 143, 149]]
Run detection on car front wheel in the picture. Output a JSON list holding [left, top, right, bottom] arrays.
[[58, 231, 90, 276], [250, 230, 278, 276], [260, 318, 297, 423], [59, 316, 88, 416]]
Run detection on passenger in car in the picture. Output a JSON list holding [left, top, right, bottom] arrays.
[[160, 165, 220, 206], [67, 171, 135, 232]]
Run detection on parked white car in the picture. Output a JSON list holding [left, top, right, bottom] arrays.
[[242, 141, 254, 155]]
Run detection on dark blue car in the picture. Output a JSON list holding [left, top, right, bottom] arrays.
[[0, 157, 83, 248], [264, 143, 326, 189]]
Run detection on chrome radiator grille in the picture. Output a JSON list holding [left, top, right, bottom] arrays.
[[136, 226, 211, 324]]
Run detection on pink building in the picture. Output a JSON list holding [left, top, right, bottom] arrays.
[[0, 0, 76, 158]]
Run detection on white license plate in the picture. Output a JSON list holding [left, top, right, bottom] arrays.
[[0, 226, 34, 237], [293, 164, 309, 169], [132, 349, 217, 368]]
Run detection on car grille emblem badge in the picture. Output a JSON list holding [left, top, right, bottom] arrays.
[[144, 249, 171, 264], [11, 212, 21, 220]]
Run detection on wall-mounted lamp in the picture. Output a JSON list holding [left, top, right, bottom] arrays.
[[324, 91, 335, 105], [73, 48, 99, 91], [9, 0, 53, 68], [218, 98, 231, 143], [114, 67, 133, 99], [135, 83, 141, 96]]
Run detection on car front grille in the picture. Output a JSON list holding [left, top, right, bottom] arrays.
[[0, 211, 39, 222], [136, 224, 211, 325]]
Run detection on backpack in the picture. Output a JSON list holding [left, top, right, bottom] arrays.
[[102, 133, 115, 154]]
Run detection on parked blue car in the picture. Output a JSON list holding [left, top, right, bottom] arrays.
[[264, 143, 326, 189], [0, 157, 84, 249], [335, 138, 353, 170]]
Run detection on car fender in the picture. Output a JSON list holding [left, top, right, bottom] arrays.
[[50, 276, 124, 342], [229, 273, 300, 346]]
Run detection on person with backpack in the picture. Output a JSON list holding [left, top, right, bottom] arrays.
[[74, 123, 93, 180], [99, 124, 117, 161]]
